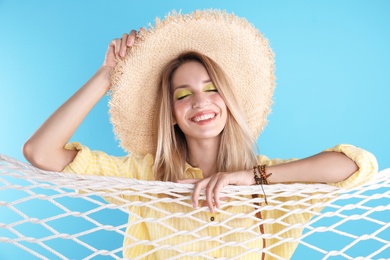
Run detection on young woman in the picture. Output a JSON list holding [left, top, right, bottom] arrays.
[[23, 10, 377, 259]]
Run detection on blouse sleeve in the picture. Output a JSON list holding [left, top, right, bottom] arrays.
[[62, 142, 155, 181], [62, 142, 155, 205]]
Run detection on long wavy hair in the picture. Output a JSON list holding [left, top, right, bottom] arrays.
[[153, 51, 257, 181]]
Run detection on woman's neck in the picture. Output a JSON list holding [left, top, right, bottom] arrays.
[[186, 137, 220, 178]]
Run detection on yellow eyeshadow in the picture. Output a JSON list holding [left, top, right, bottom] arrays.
[[175, 89, 192, 100], [203, 83, 217, 91]]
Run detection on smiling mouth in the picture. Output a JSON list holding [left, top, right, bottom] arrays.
[[191, 113, 216, 122]]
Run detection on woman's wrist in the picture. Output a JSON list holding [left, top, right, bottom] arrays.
[[94, 66, 112, 92], [247, 168, 256, 185]]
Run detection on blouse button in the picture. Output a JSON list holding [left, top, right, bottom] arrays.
[[210, 216, 215, 221]]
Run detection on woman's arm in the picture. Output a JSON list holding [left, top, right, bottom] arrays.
[[267, 151, 358, 184], [23, 31, 137, 172], [180, 148, 372, 213]]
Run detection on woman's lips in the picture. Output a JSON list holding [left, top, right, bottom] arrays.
[[190, 112, 217, 123]]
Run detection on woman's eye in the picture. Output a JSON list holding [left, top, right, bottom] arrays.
[[177, 95, 189, 100], [204, 83, 218, 92], [175, 89, 192, 100]]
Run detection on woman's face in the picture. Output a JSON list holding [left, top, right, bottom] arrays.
[[171, 61, 227, 142]]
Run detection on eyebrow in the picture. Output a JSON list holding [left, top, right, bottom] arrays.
[[173, 79, 212, 90]]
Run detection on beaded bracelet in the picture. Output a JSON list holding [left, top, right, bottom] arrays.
[[258, 164, 272, 185], [253, 165, 272, 204], [253, 166, 262, 185]]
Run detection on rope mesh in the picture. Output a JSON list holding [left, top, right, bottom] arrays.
[[1, 154, 389, 259]]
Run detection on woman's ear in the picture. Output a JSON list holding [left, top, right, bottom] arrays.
[[172, 115, 177, 125]]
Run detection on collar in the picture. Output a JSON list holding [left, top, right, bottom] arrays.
[[184, 162, 204, 179]]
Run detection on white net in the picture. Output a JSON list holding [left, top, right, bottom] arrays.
[[1, 154, 389, 259]]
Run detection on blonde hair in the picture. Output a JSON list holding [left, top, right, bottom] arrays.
[[153, 51, 257, 181]]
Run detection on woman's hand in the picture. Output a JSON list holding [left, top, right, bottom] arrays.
[[178, 170, 254, 213], [103, 29, 139, 68]]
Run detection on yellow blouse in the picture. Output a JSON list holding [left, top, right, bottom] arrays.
[[63, 143, 377, 259]]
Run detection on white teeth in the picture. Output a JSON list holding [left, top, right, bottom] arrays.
[[192, 113, 215, 122]]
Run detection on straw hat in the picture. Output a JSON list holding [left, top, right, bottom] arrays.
[[110, 9, 275, 156]]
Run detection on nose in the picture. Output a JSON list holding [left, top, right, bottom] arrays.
[[192, 93, 209, 109]]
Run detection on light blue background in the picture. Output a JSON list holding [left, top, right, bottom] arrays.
[[1, 0, 389, 259]]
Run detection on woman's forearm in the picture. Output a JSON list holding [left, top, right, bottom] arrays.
[[267, 151, 358, 184], [23, 66, 111, 171]]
